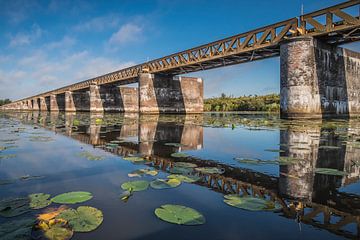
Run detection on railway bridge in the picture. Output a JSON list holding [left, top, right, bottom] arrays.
[[1, 1, 360, 118]]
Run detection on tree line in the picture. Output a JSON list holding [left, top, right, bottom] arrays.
[[0, 99, 11, 106], [204, 93, 279, 112]]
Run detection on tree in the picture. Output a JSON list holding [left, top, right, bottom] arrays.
[[0, 99, 11, 106]]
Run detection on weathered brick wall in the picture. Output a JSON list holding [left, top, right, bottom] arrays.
[[280, 36, 360, 119], [139, 73, 203, 113]]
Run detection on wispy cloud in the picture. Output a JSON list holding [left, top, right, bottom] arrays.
[[108, 22, 143, 46], [9, 24, 43, 47], [45, 36, 76, 50], [73, 15, 120, 32]]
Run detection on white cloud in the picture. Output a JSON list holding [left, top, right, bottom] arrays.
[[45, 36, 76, 50], [73, 15, 120, 32], [109, 23, 143, 46], [9, 24, 43, 47]]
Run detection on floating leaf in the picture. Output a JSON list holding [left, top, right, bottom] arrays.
[[223, 195, 281, 211], [56, 206, 103, 232], [0, 217, 34, 240], [171, 152, 188, 158], [164, 143, 183, 147], [234, 157, 278, 165], [0, 197, 30, 217], [29, 136, 53, 142], [19, 175, 45, 181], [150, 179, 181, 189], [169, 167, 193, 174], [0, 179, 15, 185], [32, 219, 73, 240], [51, 191, 93, 204], [78, 151, 104, 161], [278, 156, 300, 165], [121, 180, 149, 192], [128, 168, 158, 178], [167, 174, 200, 183], [315, 168, 348, 176], [264, 149, 284, 153], [29, 193, 51, 209], [0, 154, 16, 160], [119, 190, 133, 202], [173, 162, 197, 168], [37, 205, 69, 221], [95, 119, 103, 125], [319, 145, 341, 150], [123, 156, 146, 164], [195, 167, 225, 174], [154, 204, 205, 225]]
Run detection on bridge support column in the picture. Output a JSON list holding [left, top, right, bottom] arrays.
[[27, 100, 33, 110], [39, 97, 48, 111], [32, 99, 39, 111], [90, 84, 104, 112], [138, 73, 203, 113], [65, 91, 76, 112], [280, 36, 360, 119], [50, 95, 59, 111]]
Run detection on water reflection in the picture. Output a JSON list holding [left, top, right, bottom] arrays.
[[2, 111, 360, 239]]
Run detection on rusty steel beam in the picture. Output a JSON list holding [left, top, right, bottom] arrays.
[[6, 0, 360, 106]]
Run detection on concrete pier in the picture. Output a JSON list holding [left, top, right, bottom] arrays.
[[39, 97, 48, 111], [32, 99, 39, 111], [90, 84, 103, 112], [50, 95, 59, 111], [65, 91, 76, 112], [139, 73, 203, 113], [280, 37, 360, 119]]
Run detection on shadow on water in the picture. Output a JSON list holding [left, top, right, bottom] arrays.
[[1, 111, 360, 239]]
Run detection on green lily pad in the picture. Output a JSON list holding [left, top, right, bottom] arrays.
[[78, 151, 104, 161], [173, 162, 197, 168], [315, 168, 348, 176], [120, 190, 133, 202], [223, 195, 281, 211], [150, 179, 181, 189], [0, 197, 30, 217], [195, 167, 225, 174], [51, 191, 93, 204], [235, 157, 278, 165], [171, 152, 188, 158], [32, 219, 73, 240], [154, 204, 205, 225], [121, 180, 149, 192], [264, 149, 285, 153], [95, 119, 103, 125], [123, 156, 146, 164], [0, 217, 35, 240], [56, 206, 103, 232], [167, 174, 200, 183], [29, 193, 51, 209], [278, 156, 300, 165], [169, 167, 193, 174], [128, 168, 158, 177], [0, 154, 16, 160]]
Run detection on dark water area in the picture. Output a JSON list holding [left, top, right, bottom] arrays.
[[0, 111, 360, 240]]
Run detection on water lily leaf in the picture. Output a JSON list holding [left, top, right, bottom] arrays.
[[120, 190, 133, 202], [150, 179, 181, 189], [32, 219, 73, 240], [19, 175, 45, 181], [171, 152, 188, 158], [51, 191, 93, 204], [234, 157, 278, 165], [154, 204, 205, 225], [278, 156, 300, 165], [0, 197, 30, 217], [264, 149, 285, 153], [195, 167, 225, 174], [0, 179, 15, 185], [223, 195, 281, 211], [315, 168, 348, 176], [95, 119, 103, 125], [128, 168, 158, 178], [56, 206, 103, 232], [123, 156, 146, 164], [169, 167, 193, 174], [319, 145, 341, 150], [0, 217, 35, 240], [78, 151, 104, 161], [29, 136, 53, 142], [0, 154, 16, 160], [173, 162, 197, 168], [167, 174, 200, 183], [37, 205, 69, 221], [164, 143, 183, 147], [121, 180, 149, 192], [29, 193, 51, 209]]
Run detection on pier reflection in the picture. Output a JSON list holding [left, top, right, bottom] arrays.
[[5, 111, 360, 239]]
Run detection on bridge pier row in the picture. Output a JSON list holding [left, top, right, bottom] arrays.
[[50, 95, 59, 111], [280, 36, 360, 119], [32, 99, 39, 111], [39, 97, 48, 111], [27, 100, 33, 110], [138, 73, 204, 113]]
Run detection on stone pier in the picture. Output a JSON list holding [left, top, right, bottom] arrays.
[[90, 84, 103, 112], [39, 97, 48, 111], [65, 91, 76, 112], [280, 36, 360, 119], [50, 95, 59, 111], [32, 99, 39, 111], [139, 73, 203, 113]]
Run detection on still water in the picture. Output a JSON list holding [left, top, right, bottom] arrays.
[[0, 111, 360, 240]]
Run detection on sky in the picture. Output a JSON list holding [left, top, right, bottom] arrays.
[[0, 0, 359, 100]]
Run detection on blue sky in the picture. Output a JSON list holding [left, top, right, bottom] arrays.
[[0, 0, 359, 100]]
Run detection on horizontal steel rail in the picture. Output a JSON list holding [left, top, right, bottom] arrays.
[[3, 0, 360, 106]]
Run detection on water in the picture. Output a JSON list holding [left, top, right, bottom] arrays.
[[0, 111, 360, 240]]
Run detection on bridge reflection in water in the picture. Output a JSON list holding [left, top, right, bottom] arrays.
[[7, 111, 360, 239]]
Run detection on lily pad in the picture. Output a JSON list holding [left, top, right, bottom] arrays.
[[56, 206, 103, 232], [235, 157, 278, 165], [78, 151, 104, 161], [0, 197, 30, 217], [171, 152, 188, 158], [195, 167, 225, 174], [121, 180, 149, 192], [123, 156, 146, 164], [0, 154, 16, 160], [119, 190, 133, 202], [223, 195, 281, 211], [32, 219, 73, 240], [150, 179, 181, 189], [0, 217, 35, 240], [315, 168, 348, 176], [29, 193, 51, 209], [128, 168, 158, 177], [173, 162, 197, 168], [264, 149, 285, 153], [154, 204, 205, 225], [51, 191, 93, 204], [169, 167, 193, 174], [167, 174, 200, 183]]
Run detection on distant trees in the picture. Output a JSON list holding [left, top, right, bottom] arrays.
[[204, 94, 279, 112], [0, 99, 11, 106]]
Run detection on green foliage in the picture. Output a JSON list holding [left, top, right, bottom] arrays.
[[204, 94, 280, 112], [154, 204, 205, 225], [29, 193, 51, 209], [223, 195, 281, 211], [0, 99, 11, 106], [150, 179, 181, 189], [121, 180, 149, 192], [51, 191, 93, 204]]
